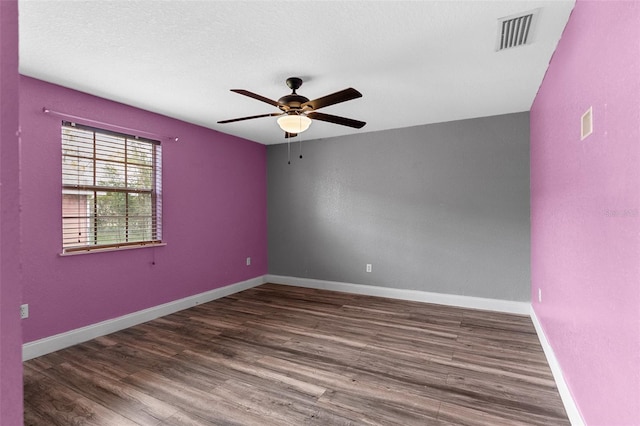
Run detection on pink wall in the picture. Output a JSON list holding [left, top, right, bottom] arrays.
[[0, 0, 23, 424], [20, 76, 268, 343], [531, 1, 640, 425]]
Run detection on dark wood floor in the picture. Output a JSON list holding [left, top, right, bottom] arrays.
[[24, 283, 569, 425]]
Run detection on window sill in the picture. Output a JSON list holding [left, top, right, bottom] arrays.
[[60, 242, 166, 256]]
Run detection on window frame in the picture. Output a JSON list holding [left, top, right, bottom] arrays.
[[61, 121, 163, 254]]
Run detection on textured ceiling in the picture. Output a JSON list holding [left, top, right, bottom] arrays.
[[19, 0, 574, 145]]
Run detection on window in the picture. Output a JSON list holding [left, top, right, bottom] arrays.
[[62, 121, 162, 253]]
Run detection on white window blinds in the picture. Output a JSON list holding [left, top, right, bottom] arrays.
[[61, 121, 162, 253]]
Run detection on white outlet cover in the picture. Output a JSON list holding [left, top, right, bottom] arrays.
[[581, 106, 593, 140]]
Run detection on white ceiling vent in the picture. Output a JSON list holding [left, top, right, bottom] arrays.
[[496, 9, 540, 51]]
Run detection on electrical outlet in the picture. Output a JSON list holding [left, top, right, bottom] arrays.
[[20, 304, 29, 319], [246, 257, 251, 266], [538, 288, 542, 303], [581, 106, 593, 140], [366, 264, 372, 273]]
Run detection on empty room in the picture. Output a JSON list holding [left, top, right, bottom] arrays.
[[1, 0, 638, 425]]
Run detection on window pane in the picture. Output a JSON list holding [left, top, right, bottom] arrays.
[[127, 164, 153, 190], [95, 134, 125, 160], [128, 192, 152, 216], [95, 191, 125, 245], [62, 127, 93, 157], [63, 156, 94, 187], [128, 193, 152, 242], [128, 139, 153, 166], [96, 191, 126, 217], [62, 193, 91, 248], [95, 160, 125, 188], [128, 218, 152, 242], [95, 216, 126, 245]]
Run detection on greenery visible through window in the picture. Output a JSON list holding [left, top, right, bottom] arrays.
[[62, 121, 162, 253]]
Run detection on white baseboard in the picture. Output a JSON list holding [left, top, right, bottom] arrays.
[[22, 276, 265, 361], [265, 274, 530, 315], [530, 307, 584, 426]]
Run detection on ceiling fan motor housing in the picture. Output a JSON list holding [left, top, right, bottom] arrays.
[[279, 77, 309, 112], [278, 93, 310, 112]]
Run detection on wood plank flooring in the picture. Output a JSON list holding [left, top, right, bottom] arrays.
[[24, 283, 570, 425]]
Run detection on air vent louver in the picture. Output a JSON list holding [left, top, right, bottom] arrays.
[[496, 9, 539, 51]]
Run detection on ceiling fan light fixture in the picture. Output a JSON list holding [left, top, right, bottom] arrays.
[[277, 114, 312, 134]]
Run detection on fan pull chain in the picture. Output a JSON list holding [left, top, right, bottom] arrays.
[[299, 131, 303, 159], [287, 137, 291, 165]]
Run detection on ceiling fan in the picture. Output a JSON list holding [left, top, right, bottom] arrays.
[[218, 77, 366, 138]]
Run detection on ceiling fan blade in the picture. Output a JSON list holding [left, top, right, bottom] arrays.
[[307, 112, 366, 129], [217, 112, 282, 124], [285, 132, 298, 139], [230, 89, 280, 107], [302, 88, 362, 111]]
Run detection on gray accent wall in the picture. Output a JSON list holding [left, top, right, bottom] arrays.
[[267, 112, 530, 301]]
